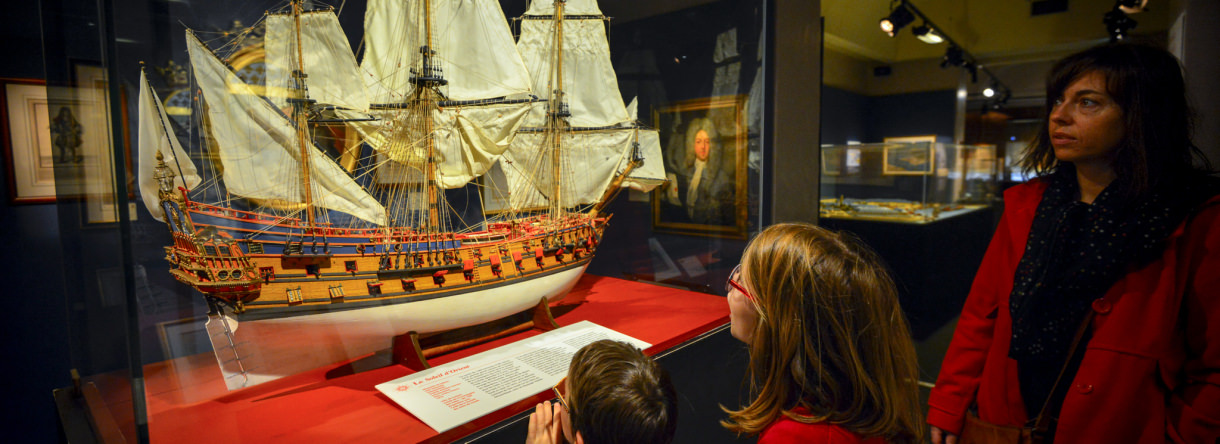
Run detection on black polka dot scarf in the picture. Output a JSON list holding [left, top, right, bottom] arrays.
[[1009, 168, 1218, 364]]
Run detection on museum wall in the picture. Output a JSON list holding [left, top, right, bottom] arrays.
[[820, 87, 868, 145], [866, 89, 957, 143], [820, 86, 956, 146], [0, 2, 72, 443]]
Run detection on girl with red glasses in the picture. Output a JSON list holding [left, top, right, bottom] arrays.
[[723, 223, 922, 443]]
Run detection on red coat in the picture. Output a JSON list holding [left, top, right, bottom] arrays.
[[928, 180, 1220, 443], [758, 408, 888, 443]]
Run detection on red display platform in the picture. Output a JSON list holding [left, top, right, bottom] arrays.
[[92, 275, 729, 443]]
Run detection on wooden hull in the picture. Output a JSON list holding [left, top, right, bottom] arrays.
[[157, 196, 607, 389], [206, 263, 590, 390]]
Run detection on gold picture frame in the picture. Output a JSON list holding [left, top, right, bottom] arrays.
[[882, 135, 936, 176], [821, 145, 844, 176], [1, 78, 56, 203], [651, 95, 748, 239], [1, 67, 132, 215]]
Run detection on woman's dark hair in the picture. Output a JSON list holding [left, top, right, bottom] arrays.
[[1021, 43, 1211, 198]]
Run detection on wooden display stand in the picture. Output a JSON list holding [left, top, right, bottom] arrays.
[[393, 298, 560, 371]]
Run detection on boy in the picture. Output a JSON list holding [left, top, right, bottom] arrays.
[[527, 340, 678, 444]]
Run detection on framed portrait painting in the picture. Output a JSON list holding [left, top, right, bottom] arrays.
[[652, 95, 748, 239]]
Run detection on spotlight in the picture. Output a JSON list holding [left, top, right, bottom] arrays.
[[880, 4, 916, 37], [941, 46, 965, 69], [983, 86, 995, 98], [912, 24, 944, 44], [1104, 7, 1137, 42], [1117, 0, 1147, 14]]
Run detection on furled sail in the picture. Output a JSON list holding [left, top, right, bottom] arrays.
[[186, 31, 387, 226], [138, 70, 201, 222], [339, 101, 532, 189], [351, 0, 537, 189], [264, 9, 369, 112], [486, 1, 667, 212], [622, 129, 667, 191], [360, 0, 533, 104], [497, 129, 633, 209], [518, 0, 629, 127], [492, 125, 666, 210]]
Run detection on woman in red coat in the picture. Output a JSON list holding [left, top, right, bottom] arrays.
[[723, 223, 923, 443], [929, 43, 1220, 443]]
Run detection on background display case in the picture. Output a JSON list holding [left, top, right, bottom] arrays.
[[819, 141, 998, 224], [818, 140, 1000, 340]]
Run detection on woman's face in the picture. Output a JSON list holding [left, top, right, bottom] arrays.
[[727, 263, 760, 344], [694, 130, 711, 162], [1048, 71, 1125, 169]]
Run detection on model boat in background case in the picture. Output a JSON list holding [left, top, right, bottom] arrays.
[[136, 0, 665, 389]]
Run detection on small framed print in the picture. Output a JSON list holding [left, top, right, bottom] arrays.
[[882, 135, 936, 176]]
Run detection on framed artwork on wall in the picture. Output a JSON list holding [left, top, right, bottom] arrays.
[[1, 78, 56, 203], [2, 67, 131, 213], [74, 63, 133, 223], [652, 95, 748, 239], [882, 135, 936, 176]]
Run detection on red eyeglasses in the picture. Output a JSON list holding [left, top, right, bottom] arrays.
[[726, 264, 754, 302], [553, 376, 569, 411]]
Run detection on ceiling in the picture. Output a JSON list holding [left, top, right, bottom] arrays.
[[822, 0, 1177, 65], [601, 0, 1180, 96]]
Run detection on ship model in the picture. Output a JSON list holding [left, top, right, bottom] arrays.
[[137, 0, 665, 389]]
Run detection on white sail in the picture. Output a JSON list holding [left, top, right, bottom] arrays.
[[494, 128, 644, 209], [622, 97, 666, 191], [264, 10, 369, 112], [138, 70, 201, 222], [187, 32, 387, 226], [622, 129, 667, 191], [361, 0, 533, 104], [519, 0, 629, 127], [338, 101, 533, 189]]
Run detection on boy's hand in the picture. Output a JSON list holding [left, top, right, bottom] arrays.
[[526, 401, 563, 444]]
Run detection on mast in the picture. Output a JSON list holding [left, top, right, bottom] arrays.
[[412, 0, 447, 233], [548, 0, 569, 220], [289, 0, 316, 227]]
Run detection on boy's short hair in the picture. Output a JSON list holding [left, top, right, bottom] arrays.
[[567, 340, 678, 444]]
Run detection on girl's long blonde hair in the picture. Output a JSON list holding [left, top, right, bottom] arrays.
[[721, 223, 922, 443]]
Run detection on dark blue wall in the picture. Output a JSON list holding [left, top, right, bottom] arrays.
[[866, 89, 957, 143], [820, 86, 869, 145], [0, 2, 71, 443], [820, 85, 957, 145]]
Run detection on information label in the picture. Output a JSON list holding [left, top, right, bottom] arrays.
[[376, 321, 650, 433]]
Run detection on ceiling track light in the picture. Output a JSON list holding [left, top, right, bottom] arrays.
[[1104, 5, 1138, 42], [941, 45, 966, 69], [880, 2, 916, 37], [1117, 0, 1148, 14], [880, 1, 1011, 105], [912, 23, 944, 44]]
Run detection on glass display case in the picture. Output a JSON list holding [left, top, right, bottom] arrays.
[[19, 0, 770, 442], [819, 141, 999, 224]]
